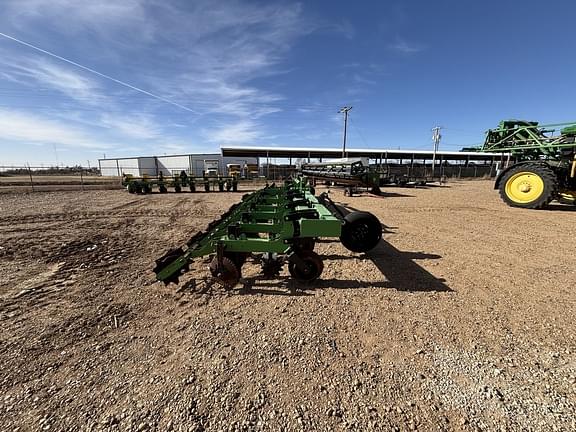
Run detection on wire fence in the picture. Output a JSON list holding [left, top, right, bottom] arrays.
[[0, 161, 498, 193], [0, 166, 121, 193]]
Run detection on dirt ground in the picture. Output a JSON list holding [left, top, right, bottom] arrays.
[[0, 181, 574, 431]]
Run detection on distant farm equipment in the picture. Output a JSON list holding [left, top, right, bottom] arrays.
[[122, 171, 238, 193], [301, 159, 426, 196], [153, 177, 382, 287], [480, 120, 576, 208], [204, 159, 220, 176]]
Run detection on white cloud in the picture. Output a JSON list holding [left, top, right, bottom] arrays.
[[0, 109, 111, 148], [0, 57, 104, 104], [99, 113, 161, 140], [0, 1, 319, 158], [324, 19, 355, 40], [3, 0, 154, 40], [156, 142, 190, 154], [389, 38, 423, 54], [205, 121, 262, 144], [151, 1, 307, 121]]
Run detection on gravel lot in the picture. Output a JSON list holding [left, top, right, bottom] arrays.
[[0, 181, 574, 431]]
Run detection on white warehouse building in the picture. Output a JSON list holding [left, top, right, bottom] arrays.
[[98, 153, 258, 177]]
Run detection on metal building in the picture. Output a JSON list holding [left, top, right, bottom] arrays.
[[98, 153, 258, 177]]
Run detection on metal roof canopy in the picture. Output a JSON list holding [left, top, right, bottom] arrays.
[[220, 146, 504, 161]]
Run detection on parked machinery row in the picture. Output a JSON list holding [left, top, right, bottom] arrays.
[[123, 171, 238, 194], [301, 160, 426, 196]]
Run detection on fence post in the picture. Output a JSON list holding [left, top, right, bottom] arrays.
[[27, 164, 34, 192], [80, 170, 85, 191]]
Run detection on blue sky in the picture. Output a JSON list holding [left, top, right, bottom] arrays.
[[0, 0, 575, 166]]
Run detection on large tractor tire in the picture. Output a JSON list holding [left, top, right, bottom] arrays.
[[499, 163, 557, 209]]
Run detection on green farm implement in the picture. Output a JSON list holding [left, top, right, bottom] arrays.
[[153, 177, 382, 287], [301, 160, 426, 197], [481, 120, 576, 208], [123, 171, 238, 194]]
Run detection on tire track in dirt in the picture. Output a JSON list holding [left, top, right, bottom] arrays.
[[0, 201, 218, 226], [0, 209, 189, 226]]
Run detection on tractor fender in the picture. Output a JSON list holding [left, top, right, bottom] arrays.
[[494, 161, 551, 190]]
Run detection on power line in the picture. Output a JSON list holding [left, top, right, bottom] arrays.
[[349, 117, 370, 148]]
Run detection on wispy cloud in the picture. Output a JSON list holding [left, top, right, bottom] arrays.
[[0, 0, 320, 155], [389, 38, 423, 54], [323, 19, 355, 40], [0, 109, 111, 148], [206, 120, 263, 144], [3, 0, 154, 41], [99, 113, 161, 140], [161, 4, 306, 114], [156, 142, 190, 154], [0, 56, 104, 105]]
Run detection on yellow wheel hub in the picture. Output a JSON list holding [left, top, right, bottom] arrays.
[[505, 172, 545, 204]]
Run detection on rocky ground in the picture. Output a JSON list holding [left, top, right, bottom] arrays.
[[0, 181, 574, 431]]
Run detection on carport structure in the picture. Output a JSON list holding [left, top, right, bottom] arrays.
[[221, 146, 511, 179]]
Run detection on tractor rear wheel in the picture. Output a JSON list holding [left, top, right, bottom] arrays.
[[499, 164, 557, 209], [340, 211, 382, 253]]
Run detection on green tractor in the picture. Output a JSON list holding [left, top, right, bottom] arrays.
[[482, 120, 576, 208]]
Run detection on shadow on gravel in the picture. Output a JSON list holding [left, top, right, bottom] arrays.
[[544, 203, 576, 212], [373, 191, 414, 198], [336, 204, 453, 293], [355, 240, 452, 292]]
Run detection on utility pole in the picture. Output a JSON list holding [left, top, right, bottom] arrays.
[[339, 106, 352, 158], [53, 144, 59, 168], [431, 126, 442, 180]]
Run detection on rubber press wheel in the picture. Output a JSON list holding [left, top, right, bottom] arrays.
[[288, 250, 324, 282], [499, 164, 557, 209], [340, 211, 382, 253], [209, 256, 240, 289]]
